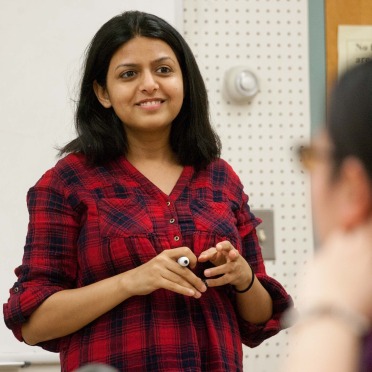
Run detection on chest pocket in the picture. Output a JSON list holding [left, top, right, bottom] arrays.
[[98, 198, 153, 237], [96, 198, 159, 275], [190, 199, 238, 240]]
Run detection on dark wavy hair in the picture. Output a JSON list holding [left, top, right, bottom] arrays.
[[327, 59, 372, 179], [60, 10, 221, 170]]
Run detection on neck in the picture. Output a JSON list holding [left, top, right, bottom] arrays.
[[126, 132, 177, 165]]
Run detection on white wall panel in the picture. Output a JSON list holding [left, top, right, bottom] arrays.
[[183, 1, 314, 370]]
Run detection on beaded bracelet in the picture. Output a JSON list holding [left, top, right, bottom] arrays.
[[234, 264, 255, 293]]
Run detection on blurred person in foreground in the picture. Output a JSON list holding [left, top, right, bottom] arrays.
[[283, 60, 372, 372]]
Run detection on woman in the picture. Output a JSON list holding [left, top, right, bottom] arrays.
[[283, 61, 372, 371], [3, 11, 292, 371]]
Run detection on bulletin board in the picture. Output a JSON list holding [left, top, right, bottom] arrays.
[[325, 0, 372, 95], [0, 0, 182, 365]]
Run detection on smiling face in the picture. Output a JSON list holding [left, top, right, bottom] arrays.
[[94, 36, 184, 138]]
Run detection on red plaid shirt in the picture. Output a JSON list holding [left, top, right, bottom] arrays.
[[4, 153, 292, 371]]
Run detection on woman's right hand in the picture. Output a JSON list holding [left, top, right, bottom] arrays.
[[122, 247, 207, 299]]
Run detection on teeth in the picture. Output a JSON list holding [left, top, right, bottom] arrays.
[[139, 100, 161, 107]]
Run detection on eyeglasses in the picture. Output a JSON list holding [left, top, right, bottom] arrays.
[[296, 144, 333, 171]]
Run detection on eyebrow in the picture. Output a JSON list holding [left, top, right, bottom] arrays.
[[115, 56, 176, 71]]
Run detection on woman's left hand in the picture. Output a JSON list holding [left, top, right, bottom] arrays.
[[198, 240, 252, 289]]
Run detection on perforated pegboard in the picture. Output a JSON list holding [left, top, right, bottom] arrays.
[[183, 1, 314, 370]]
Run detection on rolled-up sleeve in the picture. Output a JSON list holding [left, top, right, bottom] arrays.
[[236, 273, 293, 347], [3, 169, 80, 351], [233, 187, 293, 347]]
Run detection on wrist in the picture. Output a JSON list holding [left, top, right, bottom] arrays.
[[233, 264, 255, 294], [118, 270, 136, 298]]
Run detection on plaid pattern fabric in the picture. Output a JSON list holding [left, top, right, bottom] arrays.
[[4, 153, 292, 371]]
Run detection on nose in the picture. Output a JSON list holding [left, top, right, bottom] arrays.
[[139, 70, 159, 94]]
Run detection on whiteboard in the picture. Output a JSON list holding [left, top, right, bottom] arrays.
[[0, 0, 182, 363]]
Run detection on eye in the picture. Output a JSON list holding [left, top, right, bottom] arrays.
[[156, 66, 172, 74], [120, 70, 137, 79]]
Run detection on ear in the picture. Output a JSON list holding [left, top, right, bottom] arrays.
[[93, 81, 112, 108], [337, 157, 372, 230]]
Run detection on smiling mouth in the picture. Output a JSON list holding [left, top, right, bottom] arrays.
[[137, 100, 164, 107]]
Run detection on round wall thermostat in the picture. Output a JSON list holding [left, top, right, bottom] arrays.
[[223, 66, 259, 103]]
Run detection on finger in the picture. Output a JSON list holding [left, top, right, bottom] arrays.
[[204, 261, 236, 279], [198, 247, 218, 262], [162, 266, 208, 297], [228, 249, 239, 261], [216, 241, 240, 262], [203, 273, 233, 288], [216, 240, 236, 256], [215, 240, 234, 251], [204, 262, 249, 289], [173, 265, 208, 293], [160, 270, 204, 298]]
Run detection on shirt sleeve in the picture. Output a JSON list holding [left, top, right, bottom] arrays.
[[3, 168, 80, 352], [232, 179, 293, 347]]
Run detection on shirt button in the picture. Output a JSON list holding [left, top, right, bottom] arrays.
[[174, 236, 180, 241], [167, 201, 171, 206], [169, 218, 175, 224]]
